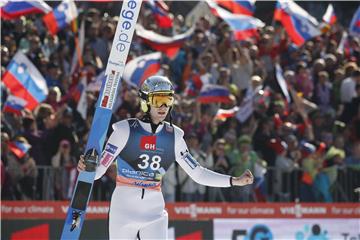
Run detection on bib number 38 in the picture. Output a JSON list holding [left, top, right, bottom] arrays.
[[138, 154, 161, 170]]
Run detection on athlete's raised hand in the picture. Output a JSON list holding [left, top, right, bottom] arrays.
[[231, 169, 254, 186]]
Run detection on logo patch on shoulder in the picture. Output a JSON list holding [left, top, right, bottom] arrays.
[[140, 136, 157, 151], [105, 143, 117, 154]]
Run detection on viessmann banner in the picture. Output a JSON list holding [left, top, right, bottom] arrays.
[[2, 201, 359, 219]]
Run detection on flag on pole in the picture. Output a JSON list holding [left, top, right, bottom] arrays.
[[274, 0, 321, 46], [215, 0, 255, 16], [123, 52, 162, 87], [235, 93, 253, 123], [76, 74, 88, 120], [349, 6, 360, 37], [43, 0, 78, 35], [2, 51, 48, 111], [1, 0, 51, 20], [337, 31, 350, 56], [322, 4, 336, 25], [208, 1, 264, 41], [136, 24, 194, 59], [70, 20, 85, 75]]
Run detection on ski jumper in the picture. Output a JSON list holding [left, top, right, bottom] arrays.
[[95, 119, 232, 239]]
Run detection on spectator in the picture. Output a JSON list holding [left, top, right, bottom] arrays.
[[273, 140, 297, 201], [229, 135, 262, 202], [208, 139, 230, 201], [314, 146, 345, 202], [340, 69, 360, 104], [314, 71, 332, 113], [51, 139, 77, 200], [179, 133, 212, 201]]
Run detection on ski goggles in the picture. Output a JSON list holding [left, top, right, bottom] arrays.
[[148, 92, 174, 108]]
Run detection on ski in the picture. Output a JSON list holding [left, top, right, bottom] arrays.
[[61, 1, 142, 239]]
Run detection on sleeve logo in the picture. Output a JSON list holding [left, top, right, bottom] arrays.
[[100, 152, 114, 167], [105, 143, 118, 154], [183, 152, 199, 169]]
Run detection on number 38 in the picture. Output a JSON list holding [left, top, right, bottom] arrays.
[[137, 154, 162, 170]]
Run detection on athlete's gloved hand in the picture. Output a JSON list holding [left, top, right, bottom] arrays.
[[77, 155, 86, 172], [231, 169, 254, 186]]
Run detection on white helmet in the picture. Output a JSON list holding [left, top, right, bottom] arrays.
[[139, 76, 175, 112]]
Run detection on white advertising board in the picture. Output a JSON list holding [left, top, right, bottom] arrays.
[[214, 218, 360, 240]]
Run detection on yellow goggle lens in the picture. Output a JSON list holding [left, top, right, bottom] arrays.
[[148, 93, 174, 108]]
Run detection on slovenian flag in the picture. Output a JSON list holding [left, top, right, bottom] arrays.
[[349, 6, 360, 37], [1, 0, 52, 20], [208, 1, 264, 41], [123, 52, 162, 88], [145, 0, 173, 28], [274, 0, 321, 46], [42, 0, 78, 35], [8, 141, 31, 159], [3, 95, 28, 115], [136, 24, 194, 59], [2, 51, 48, 111], [322, 4, 336, 25], [215, 0, 255, 16], [198, 84, 233, 104]]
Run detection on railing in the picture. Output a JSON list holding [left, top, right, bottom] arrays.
[[3, 166, 359, 202]]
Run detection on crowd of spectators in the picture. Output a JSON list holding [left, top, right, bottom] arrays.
[[1, 1, 360, 202]]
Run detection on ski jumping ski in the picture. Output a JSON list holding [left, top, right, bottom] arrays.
[[61, 1, 142, 239]]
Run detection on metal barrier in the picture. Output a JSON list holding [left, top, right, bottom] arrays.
[[4, 166, 359, 202]]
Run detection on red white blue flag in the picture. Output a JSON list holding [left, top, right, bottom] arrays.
[[1, 0, 51, 20], [198, 84, 233, 104], [43, 0, 78, 35], [322, 4, 336, 25], [3, 95, 27, 115], [208, 1, 264, 41], [2, 51, 48, 111], [136, 24, 194, 59], [123, 52, 162, 87], [350, 6, 360, 37], [215, 0, 255, 16], [274, 0, 321, 46], [8, 141, 31, 159]]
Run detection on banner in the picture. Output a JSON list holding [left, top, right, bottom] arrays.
[[3, 202, 359, 220], [2, 219, 212, 240], [214, 219, 360, 240]]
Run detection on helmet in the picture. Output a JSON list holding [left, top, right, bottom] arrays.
[[139, 76, 175, 112]]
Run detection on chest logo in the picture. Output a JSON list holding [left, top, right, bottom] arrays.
[[140, 136, 157, 151]]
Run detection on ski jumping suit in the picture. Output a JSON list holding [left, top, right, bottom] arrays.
[[95, 118, 232, 239]]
